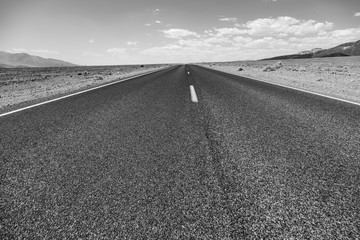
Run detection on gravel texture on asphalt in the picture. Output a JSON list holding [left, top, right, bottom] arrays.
[[190, 65, 360, 239], [1, 65, 359, 239]]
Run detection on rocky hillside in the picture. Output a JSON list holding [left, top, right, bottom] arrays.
[[0, 51, 76, 68], [313, 40, 360, 57], [263, 40, 360, 60]]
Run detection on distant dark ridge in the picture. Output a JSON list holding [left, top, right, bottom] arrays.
[[261, 40, 360, 60], [262, 53, 313, 60], [0, 51, 76, 68], [320, 53, 350, 58], [0, 63, 13, 68]]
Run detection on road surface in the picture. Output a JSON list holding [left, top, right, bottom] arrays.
[[1, 65, 360, 239]]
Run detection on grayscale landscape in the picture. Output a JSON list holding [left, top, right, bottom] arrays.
[[0, 64, 169, 112], [1, 0, 360, 239], [200, 55, 360, 104]]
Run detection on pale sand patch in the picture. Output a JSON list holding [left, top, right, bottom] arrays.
[[0, 65, 170, 110], [198, 56, 360, 104]]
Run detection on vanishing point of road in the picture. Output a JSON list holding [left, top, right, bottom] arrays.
[[1, 65, 360, 239]]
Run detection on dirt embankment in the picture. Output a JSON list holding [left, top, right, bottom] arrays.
[[0, 64, 170, 111], [199, 57, 360, 104]]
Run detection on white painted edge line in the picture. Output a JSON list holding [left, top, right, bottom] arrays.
[[190, 85, 198, 103], [198, 65, 360, 107], [0, 67, 170, 117]]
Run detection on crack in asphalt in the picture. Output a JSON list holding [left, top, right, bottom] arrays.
[[188, 65, 248, 239]]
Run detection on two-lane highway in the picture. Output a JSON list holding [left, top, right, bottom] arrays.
[[1, 65, 360, 239]]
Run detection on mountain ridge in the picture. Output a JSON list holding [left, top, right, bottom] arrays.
[[0, 51, 77, 68], [262, 40, 360, 60]]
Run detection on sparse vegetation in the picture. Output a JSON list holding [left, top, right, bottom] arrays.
[[94, 76, 103, 80], [262, 61, 283, 72], [199, 56, 360, 104], [0, 64, 170, 110]]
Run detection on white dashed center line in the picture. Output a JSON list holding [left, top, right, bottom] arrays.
[[189, 85, 198, 103], [187, 71, 190, 75]]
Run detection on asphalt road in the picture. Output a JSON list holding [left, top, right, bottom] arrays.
[[1, 65, 360, 239]]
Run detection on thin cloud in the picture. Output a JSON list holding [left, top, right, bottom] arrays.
[[213, 27, 247, 36], [161, 28, 200, 39], [106, 48, 126, 55], [10, 48, 59, 54], [145, 23, 152, 27], [219, 17, 238, 22], [83, 51, 103, 57], [155, 20, 162, 24], [126, 41, 137, 46], [229, 16, 334, 37], [354, 12, 360, 17], [31, 49, 59, 54], [88, 39, 95, 43], [153, 9, 160, 15]]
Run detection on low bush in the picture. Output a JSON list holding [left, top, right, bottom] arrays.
[[262, 61, 283, 72]]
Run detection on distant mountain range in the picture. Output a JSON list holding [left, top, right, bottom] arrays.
[[263, 40, 360, 60], [0, 51, 76, 68]]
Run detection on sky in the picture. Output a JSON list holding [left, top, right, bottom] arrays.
[[1, 0, 360, 65]]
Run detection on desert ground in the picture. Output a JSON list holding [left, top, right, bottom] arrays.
[[1, 57, 360, 113], [0, 64, 170, 112], [199, 56, 360, 104]]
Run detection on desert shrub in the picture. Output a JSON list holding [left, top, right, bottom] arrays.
[[298, 66, 307, 72], [262, 61, 283, 72], [237, 67, 244, 71], [273, 61, 283, 69], [262, 67, 270, 72]]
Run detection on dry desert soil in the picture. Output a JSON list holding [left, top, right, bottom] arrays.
[[0, 64, 170, 113], [198, 56, 360, 104], [1, 57, 360, 114]]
